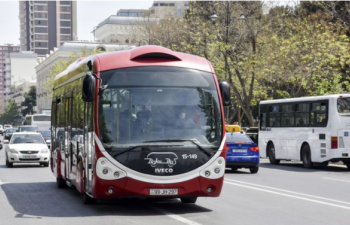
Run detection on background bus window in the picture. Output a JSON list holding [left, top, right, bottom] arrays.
[[281, 104, 294, 127], [337, 97, 350, 113], [310, 101, 328, 127], [295, 103, 309, 127], [269, 105, 281, 127]]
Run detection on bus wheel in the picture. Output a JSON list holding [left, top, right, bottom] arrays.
[[82, 193, 97, 204], [181, 197, 197, 204], [268, 143, 280, 165], [302, 145, 313, 169], [56, 177, 67, 188], [342, 161, 350, 170]]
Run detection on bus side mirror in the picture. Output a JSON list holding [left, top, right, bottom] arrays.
[[219, 81, 231, 106], [82, 71, 96, 102]]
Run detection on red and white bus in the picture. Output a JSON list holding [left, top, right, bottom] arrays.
[[51, 46, 230, 204]]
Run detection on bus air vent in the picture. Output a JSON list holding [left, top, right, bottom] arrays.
[[130, 46, 181, 61]]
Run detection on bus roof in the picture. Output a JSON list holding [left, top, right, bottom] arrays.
[[260, 94, 350, 105], [54, 45, 214, 84]]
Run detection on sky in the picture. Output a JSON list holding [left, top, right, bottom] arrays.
[[0, 0, 153, 45]]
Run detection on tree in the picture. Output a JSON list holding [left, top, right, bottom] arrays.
[[42, 47, 104, 97], [21, 86, 36, 116], [0, 100, 21, 125]]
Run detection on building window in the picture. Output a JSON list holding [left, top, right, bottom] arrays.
[[60, 6, 71, 13], [60, 1, 71, 5], [60, 28, 71, 34], [60, 21, 71, 27], [35, 49, 48, 55], [34, 1, 47, 4], [35, 20, 48, 25], [35, 42, 48, 47], [60, 35, 72, 41], [153, 3, 158, 6], [35, 34, 48, 40], [60, 14, 71, 19], [34, 5, 48, 11], [35, 27, 48, 33], [34, 12, 48, 19]]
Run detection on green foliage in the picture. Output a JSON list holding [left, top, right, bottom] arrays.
[[0, 100, 21, 125], [43, 47, 103, 97], [21, 86, 36, 116]]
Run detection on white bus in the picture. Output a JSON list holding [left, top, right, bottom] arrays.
[[24, 114, 51, 130], [259, 94, 350, 169]]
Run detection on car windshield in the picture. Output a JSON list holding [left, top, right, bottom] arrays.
[[10, 134, 45, 144], [6, 129, 17, 133], [338, 97, 350, 113], [226, 133, 253, 143], [20, 127, 38, 132], [39, 130, 51, 136], [98, 66, 223, 152]]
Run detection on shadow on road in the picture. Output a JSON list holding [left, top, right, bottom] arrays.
[[1, 182, 212, 218], [259, 162, 349, 173]]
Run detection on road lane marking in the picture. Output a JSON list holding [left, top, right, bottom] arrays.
[[225, 179, 350, 206], [323, 177, 350, 183], [0, 179, 8, 185], [147, 205, 202, 225], [224, 181, 350, 210]]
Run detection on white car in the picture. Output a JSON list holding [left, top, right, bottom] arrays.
[[4, 132, 50, 168], [0, 125, 3, 135]]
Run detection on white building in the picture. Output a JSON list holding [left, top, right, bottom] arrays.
[[35, 41, 134, 113], [12, 79, 37, 109], [149, 1, 189, 18], [4, 51, 37, 106]]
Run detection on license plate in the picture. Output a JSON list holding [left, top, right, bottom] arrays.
[[22, 155, 37, 159], [150, 189, 178, 196], [232, 149, 247, 153]]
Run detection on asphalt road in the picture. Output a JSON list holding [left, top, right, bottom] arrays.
[[0, 135, 349, 225]]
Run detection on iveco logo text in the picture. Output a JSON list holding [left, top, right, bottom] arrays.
[[155, 168, 173, 174]]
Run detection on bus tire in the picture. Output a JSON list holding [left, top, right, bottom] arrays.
[[302, 145, 313, 169], [82, 193, 97, 204], [342, 161, 350, 170], [181, 197, 197, 204], [56, 177, 67, 188], [250, 166, 259, 174], [268, 143, 280, 165]]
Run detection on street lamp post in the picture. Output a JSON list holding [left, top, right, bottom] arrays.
[[210, 3, 245, 124]]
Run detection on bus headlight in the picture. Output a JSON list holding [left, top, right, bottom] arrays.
[[200, 157, 225, 179], [96, 157, 126, 180]]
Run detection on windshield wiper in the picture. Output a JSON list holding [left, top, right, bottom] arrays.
[[144, 139, 214, 157], [110, 144, 183, 158]]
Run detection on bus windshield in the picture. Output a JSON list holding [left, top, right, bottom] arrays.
[[338, 97, 350, 113], [33, 115, 51, 121], [98, 67, 223, 152]]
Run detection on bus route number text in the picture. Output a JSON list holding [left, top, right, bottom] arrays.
[[182, 154, 198, 160]]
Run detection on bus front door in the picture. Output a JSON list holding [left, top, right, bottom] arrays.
[[84, 102, 94, 194]]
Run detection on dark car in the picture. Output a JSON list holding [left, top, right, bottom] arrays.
[[226, 132, 260, 174], [18, 125, 39, 132], [38, 130, 51, 142], [246, 127, 258, 144], [4, 128, 18, 141]]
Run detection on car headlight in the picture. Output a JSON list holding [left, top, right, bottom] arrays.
[[41, 148, 49, 153], [10, 149, 19, 154]]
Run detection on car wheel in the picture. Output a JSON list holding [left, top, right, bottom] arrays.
[[230, 167, 238, 171], [180, 197, 197, 204], [249, 166, 259, 174], [5, 156, 13, 168], [302, 145, 313, 169], [82, 193, 97, 204], [268, 143, 280, 165]]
